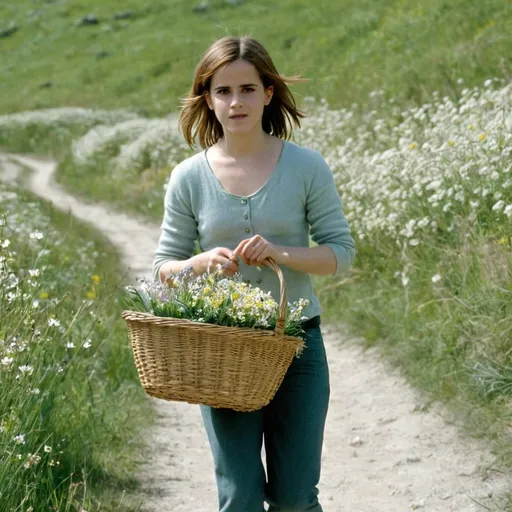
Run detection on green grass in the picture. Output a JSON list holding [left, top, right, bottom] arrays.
[[1, 0, 511, 116], [0, 182, 154, 511]]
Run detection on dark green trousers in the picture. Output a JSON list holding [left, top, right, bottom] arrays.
[[200, 325, 330, 512]]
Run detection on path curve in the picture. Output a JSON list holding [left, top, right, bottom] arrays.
[[1, 153, 510, 512]]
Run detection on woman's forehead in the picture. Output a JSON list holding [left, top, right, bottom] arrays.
[[211, 59, 262, 86]]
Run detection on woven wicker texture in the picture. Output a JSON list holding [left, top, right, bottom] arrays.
[[122, 259, 305, 412]]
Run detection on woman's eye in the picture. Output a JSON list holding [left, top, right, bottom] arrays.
[[243, 88, 255, 93]]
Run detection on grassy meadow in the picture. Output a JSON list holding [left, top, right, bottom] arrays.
[[1, 0, 512, 508], [0, 0, 511, 116], [0, 183, 154, 511]]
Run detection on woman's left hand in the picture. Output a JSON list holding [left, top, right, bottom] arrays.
[[232, 235, 283, 266]]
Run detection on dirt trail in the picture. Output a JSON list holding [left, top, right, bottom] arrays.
[[1, 153, 510, 512]]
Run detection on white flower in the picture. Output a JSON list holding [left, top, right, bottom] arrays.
[[18, 365, 34, 375], [401, 273, 409, 287], [28, 269, 40, 277], [44, 445, 52, 453], [1, 356, 13, 367], [431, 274, 442, 283], [13, 434, 25, 445], [492, 200, 505, 212], [29, 231, 44, 240], [504, 205, 512, 217], [83, 339, 92, 349], [409, 239, 420, 246], [23, 453, 41, 469], [1, 239, 10, 248], [48, 318, 61, 327], [30, 388, 40, 395], [66, 342, 75, 349]]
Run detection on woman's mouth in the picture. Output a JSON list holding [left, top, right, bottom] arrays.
[[229, 114, 247, 119]]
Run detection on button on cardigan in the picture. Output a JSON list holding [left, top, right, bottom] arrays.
[[153, 139, 356, 320]]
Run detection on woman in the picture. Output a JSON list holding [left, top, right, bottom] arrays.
[[153, 35, 355, 512]]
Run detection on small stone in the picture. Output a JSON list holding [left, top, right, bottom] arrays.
[[410, 500, 425, 509], [79, 15, 99, 26], [406, 456, 421, 464], [379, 416, 398, 425], [192, 2, 209, 12], [350, 436, 363, 446], [0, 22, 18, 38], [113, 10, 136, 20], [39, 81, 53, 88]]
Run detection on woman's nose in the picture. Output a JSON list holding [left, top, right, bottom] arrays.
[[230, 93, 243, 107]]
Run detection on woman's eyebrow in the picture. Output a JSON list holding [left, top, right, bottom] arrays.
[[214, 83, 258, 90]]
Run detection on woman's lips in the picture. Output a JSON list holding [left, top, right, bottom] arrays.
[[230, 114, 247, 119]]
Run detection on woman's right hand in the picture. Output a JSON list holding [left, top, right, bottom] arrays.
[[194, 247, 239, 277]]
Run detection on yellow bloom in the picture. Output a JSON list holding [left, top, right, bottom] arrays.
[[39, 291, 49, 299], [232, 292, 240, 300], [498, 237, 508, 245], [91, 274, 101, 285], [448, 140, 455, 147], [479, 133, 487, 141], [409, 143, 416, 150], [469, 124, 475, 130], [87, 290, 96, 300]]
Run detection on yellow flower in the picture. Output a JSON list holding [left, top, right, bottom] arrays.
[[479, 133, 487, 141], [39, 291, 49, 299], [91, 274, 101, 285], [87, 290, 96, 300], [448, 140, 455, 147], [232, 292, 240, 300], [409, 143, 416, 150], [498, 237, 508, 245], [468, 124, 475, 130]]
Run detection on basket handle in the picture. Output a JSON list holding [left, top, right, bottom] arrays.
[[227, 255, 287, 337]]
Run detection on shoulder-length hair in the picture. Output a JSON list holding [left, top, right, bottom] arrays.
[[179, 36, 306, 148]]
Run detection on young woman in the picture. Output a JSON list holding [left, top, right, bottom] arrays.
[[153, 36, 355, 512]]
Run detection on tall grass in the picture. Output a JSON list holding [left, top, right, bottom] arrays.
[[0, 183, 153, 511]]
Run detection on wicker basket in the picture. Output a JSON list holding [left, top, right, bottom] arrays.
[[121, 258, 305, 412]]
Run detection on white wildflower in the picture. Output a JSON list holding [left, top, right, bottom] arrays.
[[431, 274, 442, 283], [29, 231, 44, 240], [48, 318, 60, 327], [18, 365, 34, 375], [13, 434, 25, 445]]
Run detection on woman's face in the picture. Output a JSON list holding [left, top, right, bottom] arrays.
[[206, 59, 273, 137]]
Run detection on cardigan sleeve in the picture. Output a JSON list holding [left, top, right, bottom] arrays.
[[306, 152, 356, 276], [152, 164, 198, 281]]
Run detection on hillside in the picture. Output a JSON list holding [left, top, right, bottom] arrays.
[[1, 0, 511, 115]]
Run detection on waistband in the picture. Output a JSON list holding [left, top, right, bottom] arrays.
[[300, 315, 321, 330]]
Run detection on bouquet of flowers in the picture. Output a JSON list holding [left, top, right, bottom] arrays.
[[122, 266, 310, 338]]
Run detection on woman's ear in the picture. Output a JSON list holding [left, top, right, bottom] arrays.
[[205, 91, 213, 110], [265, 86, 274, 106]]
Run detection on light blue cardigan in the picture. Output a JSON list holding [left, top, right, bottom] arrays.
[[153, 139, 355, 320]]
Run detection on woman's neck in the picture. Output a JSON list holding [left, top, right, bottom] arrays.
[[216, 130, 270, 158]]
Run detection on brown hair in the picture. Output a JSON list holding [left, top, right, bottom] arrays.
[[179, 36, 306, 148]]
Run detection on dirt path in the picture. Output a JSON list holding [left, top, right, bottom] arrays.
[[1, 153, 510, 511]]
